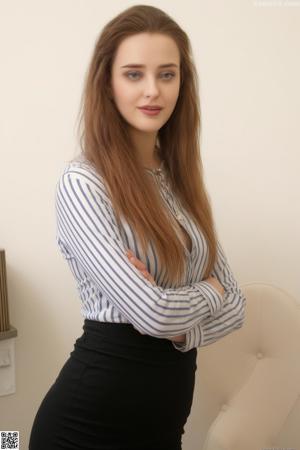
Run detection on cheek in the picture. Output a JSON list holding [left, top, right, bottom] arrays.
[[113, 79, 136, 105], [165, 90, 180, 110], [172, 82, 181, 100], [163, 81, 180, 104]]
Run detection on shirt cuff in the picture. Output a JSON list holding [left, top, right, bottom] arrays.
[[193, 280, 224, 317], [172, 325, 202, 352]]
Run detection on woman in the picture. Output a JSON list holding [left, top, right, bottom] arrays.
[[29, 5, 246, 450]]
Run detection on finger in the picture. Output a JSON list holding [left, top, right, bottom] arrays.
[[135, 259, 146, 270], [126, 251, 155, 284], [141, 270, 155, 285], [127, 254, 146, 270], [146, 274, 156, 286], [141, 269, 150, 278]]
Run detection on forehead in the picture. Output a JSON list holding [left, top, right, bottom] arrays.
[[113, 33, 180, 68]]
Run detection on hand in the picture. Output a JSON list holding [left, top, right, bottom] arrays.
[[204, 275, 225, 298], [167, 334, 186, 343], [126, 249, 156, 285], [125, 249, 186, 344]]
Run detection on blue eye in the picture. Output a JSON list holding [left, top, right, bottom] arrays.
[[125, 71, 175, 81], [161, 72, 175, 80], [126, 72, 140, 80]]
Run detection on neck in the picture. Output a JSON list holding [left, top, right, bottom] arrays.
[[142, 146, 162, 169], [129, 128, 160, 168]]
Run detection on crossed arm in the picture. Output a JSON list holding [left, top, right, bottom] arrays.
[[125, 248, 225, 344]]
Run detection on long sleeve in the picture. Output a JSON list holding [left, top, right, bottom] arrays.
[[172, 240, 246, 352], [55, 167, 224, 338]]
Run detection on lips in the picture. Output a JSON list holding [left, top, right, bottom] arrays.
[[138, 108, 162, 116], [138, 106, 162, 110]]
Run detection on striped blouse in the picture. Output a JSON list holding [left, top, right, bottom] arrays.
[[54, 155, 246, 353]]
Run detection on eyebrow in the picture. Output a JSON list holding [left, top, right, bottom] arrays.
[[120, 63, 179, 69]]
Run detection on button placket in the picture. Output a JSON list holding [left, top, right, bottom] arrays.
[[156, 173, 178, 214], [150, 169, 194, 259], [156, 174, 189, 229]]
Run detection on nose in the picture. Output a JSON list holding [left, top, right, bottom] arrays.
[[143, 75, 160, 97]]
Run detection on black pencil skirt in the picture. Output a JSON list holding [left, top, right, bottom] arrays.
[[29, 319, 198, 450]]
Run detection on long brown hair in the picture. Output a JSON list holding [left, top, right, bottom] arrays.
[[74, 4, 218, 285]]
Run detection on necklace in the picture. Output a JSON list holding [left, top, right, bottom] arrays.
[[143, 145, 164, 171]]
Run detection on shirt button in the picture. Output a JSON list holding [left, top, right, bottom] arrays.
[[161, 293, 167, 299]]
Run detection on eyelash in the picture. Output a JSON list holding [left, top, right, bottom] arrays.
[[125, 71, 176, 81]]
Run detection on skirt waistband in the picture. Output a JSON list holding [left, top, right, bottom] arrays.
[[81, 319, 197, 355], [71, 319, 196, 365], [84, 319, 142, 338], [82, 319, 172, 349]]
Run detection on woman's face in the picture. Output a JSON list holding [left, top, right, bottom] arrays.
[[111, 32, 181, 135]]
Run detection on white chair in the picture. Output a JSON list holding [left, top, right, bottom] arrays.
[[183, 282, 300, 450]]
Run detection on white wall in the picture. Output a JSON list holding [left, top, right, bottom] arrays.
[[0, 1, 299, 449]]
